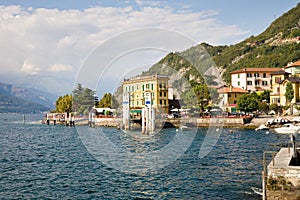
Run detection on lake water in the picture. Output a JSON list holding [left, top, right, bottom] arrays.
[[0, 114, 291, 199]]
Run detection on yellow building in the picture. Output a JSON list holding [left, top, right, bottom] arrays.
[[270, 61, 300, 106], [217, 85, 248, 112], [270, 70, 290, 105], [122, 75, 169, 114]]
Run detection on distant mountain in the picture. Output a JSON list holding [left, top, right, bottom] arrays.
[[142, 3, 300, 87], [0, 82, 57, 113], [0, 93, 49, 113]]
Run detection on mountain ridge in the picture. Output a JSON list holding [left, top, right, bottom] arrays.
[[0, 82, 57, 113], [143, 3, 300, 86]]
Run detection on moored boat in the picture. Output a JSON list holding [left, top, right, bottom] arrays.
[[274, 123, 300, 134]]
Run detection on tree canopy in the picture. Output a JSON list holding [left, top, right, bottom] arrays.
[[237, 93, 259, 112], [285, 82, 294, 104], [55, 94, 73, 113], [72, 84, 95, 115], [97, 93, 119, 108]]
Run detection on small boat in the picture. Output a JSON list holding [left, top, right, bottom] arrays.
[[179, 125, 192, 131], [274, 123, 300, 134], [255, 124, 269, 131], [251, 187, 263, 196]]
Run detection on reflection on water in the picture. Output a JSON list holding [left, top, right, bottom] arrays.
[[0, 114, 290, 199]]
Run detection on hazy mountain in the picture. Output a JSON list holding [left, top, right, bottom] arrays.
[[0, 82, 57, 113]]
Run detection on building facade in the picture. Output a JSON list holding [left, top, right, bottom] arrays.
[[217, 85, 248, 112], [122, 75, 169, 114], [230, 68, 280, 93], [270, 61, 300, 106]]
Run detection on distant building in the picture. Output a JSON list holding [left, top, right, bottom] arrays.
[[122, 75, 169, 114], [230, 68, 280, 93], [270, 61, 300, 106], [284, 60, 300, 76], [217, 85, 247, 112]]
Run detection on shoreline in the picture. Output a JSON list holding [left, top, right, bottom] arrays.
[[40, 115, 278, 129]]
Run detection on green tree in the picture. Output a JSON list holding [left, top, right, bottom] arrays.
[[285, 82, 294, 104], [72, 83, 95, 115], [237, 93, 259, 112], [181, 83, 218, 112], [56, 94, 73, 113], [269, 103, 279, 113], [98, 93, 112, 108], [285, 81, 294, 115]]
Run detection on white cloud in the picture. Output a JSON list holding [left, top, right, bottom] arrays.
[[49, 64, 73, 72], [0, 4, 248, 94], [21, 60, 40, 75]]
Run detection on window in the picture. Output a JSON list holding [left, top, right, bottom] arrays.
[[164, 92, 166, 97], [159, 91, 162, 97], [142, 85, 144, 91], [247, 81, 252, 85], [275, 77, 281, 83], [262, 81, 268, 86], [151, 84, 153, 90], [238, 74, 240, 78], [228, 94, 231, 97], [237, 81, 240, 86], [263, 73, 266, 78], [255, 80, 259, 86], [247, 73, 252, 78], [160, 100, 163, 105], [254, 73, 260, 78]]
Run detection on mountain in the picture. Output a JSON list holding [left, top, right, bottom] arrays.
[[0, 93, 49, 114], [0, 82, 57, 113], [143, 3, 300, 87]]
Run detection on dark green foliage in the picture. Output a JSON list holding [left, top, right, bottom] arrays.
[[285, 82, 294, 104], [203, 3, 300, 83], [269, 103, 279, 113], [97, 93, 119, 108], [237, 93, 259, 112], [181, 83, 218, 111], [72, 84, 95, 115], [55, 94, 73, 113]]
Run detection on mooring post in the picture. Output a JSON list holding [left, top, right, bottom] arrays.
[[46, 113, 50, 125], [53, 114, 56, 125]]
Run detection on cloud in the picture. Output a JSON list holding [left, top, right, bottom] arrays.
[[49, 64, 73, 72], [21, 60, 40, 75], [0, 4, 248, 94]]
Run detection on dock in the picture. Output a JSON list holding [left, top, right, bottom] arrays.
[[264, 147, 300, 200]]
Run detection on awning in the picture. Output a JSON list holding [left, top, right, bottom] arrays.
[[130, 109, 142, 114]]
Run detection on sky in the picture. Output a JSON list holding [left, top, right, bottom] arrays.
[[0, 0, 298, 97]]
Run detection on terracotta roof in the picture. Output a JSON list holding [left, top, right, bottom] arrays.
[[270, 70, 290, 75], [217, 86, 247, 93], [230, 68, 281, 74], [285, 60, 300, 68]]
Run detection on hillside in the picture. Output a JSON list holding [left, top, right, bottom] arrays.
[[0, 82, 56, 113], [144, 3, 300, 85], [0, 92, 49, 113], [0, 82, 56, 109], [210, 2, 300, 83]]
